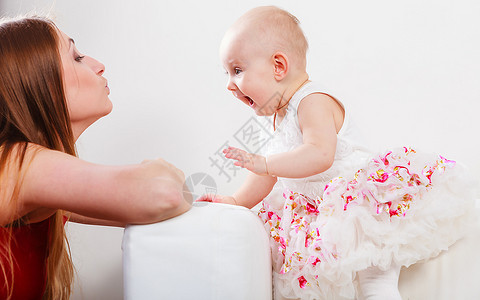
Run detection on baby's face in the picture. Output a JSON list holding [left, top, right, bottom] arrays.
[[220, 30, 282, 116]]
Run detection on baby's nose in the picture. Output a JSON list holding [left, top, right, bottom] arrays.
[[226, 78, 236, 91]]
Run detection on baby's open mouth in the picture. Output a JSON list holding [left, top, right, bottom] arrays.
[[245, 96, 254, 106]]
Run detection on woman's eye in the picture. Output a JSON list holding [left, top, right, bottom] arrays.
[[75, 55, 85, 62], [234, 68, 242, 75]]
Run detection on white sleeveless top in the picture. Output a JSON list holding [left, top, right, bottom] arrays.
[[260, 81, 372, 205]]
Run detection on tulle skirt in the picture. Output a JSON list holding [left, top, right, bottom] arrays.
[[258, 147, 476, 300]]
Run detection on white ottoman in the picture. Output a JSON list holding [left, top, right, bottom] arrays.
[[398, 207, 480, 299], [122, 202, 272, 300]]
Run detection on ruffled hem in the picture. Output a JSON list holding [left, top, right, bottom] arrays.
[[259, 147, 476, 300]]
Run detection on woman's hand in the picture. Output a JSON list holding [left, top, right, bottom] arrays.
[[196, 194, 237, 205], [141, 158, 185, 182], [141, 158, 193, 205], [223, 146, 268, 175]]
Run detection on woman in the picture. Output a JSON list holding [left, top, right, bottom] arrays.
[[0, 16, 191, 299]]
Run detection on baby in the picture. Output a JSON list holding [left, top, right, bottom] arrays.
[[200, 6, 474, 300]]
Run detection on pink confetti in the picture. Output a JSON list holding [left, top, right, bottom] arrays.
[[298, 276, 308, 288]]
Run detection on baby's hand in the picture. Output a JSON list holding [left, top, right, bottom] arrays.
[[223, 146, 268, 175], [196, 194, 237, 205]]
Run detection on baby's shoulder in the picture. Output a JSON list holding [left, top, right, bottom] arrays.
[[293, 81, 344, 109], [297, 92, 344, 118], [296, 93, 344, 133]]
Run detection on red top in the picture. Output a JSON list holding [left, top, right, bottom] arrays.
[[0, 218, 51, 300]]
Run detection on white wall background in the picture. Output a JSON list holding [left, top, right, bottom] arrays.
[[1, 0, 479, 299]]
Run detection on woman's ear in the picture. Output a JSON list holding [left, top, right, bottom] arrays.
[[272, 52, 289, 81]]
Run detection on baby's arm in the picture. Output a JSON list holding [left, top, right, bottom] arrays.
[[226, 93, 342, 178], [233, 173, 277, 208], [197, 173, 277, 209]]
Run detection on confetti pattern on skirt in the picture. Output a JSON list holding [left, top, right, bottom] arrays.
[[259, 147, 474, 300]]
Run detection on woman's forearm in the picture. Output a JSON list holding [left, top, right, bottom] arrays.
[[106, 166, 192, 224], [20, 148, 191, 225], [66, 212, 126, 227]]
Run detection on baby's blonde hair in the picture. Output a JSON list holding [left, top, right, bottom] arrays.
[[235, 6, 309, 70]]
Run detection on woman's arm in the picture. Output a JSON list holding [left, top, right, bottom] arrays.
[[17, 146, 191, 225], [66, 212, 127, 227], [225, 93, 343, 178]]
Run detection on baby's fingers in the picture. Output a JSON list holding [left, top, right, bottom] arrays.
[[234, 161, 245, 168], [222, 146, 238, 157], [196, 193, 216, 202], [223, 147, 247, 161]]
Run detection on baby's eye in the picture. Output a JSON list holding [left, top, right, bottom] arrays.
[[234, 67, 242, 75]]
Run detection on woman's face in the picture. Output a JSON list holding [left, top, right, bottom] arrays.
[[57, 29, 112, 139]]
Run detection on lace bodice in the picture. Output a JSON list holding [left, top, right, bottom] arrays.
[[260, 82, 372, 201]]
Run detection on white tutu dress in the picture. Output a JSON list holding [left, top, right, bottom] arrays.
[[257, 81, 475, 299]]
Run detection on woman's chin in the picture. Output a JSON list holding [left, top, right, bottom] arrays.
[[102, 100, 113, 116]]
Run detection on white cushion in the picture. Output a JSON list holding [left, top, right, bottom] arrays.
[[122, 202, 272, 300]]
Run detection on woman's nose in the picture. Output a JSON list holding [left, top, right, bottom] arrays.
[[88, 56, 105, 76]]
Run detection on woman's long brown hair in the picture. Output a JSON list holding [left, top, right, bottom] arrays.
[[0, 16, 75, 299]]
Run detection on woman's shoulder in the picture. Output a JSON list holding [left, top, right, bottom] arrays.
[[0, 142, 59, 168], [0, 143, 69, 225]]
